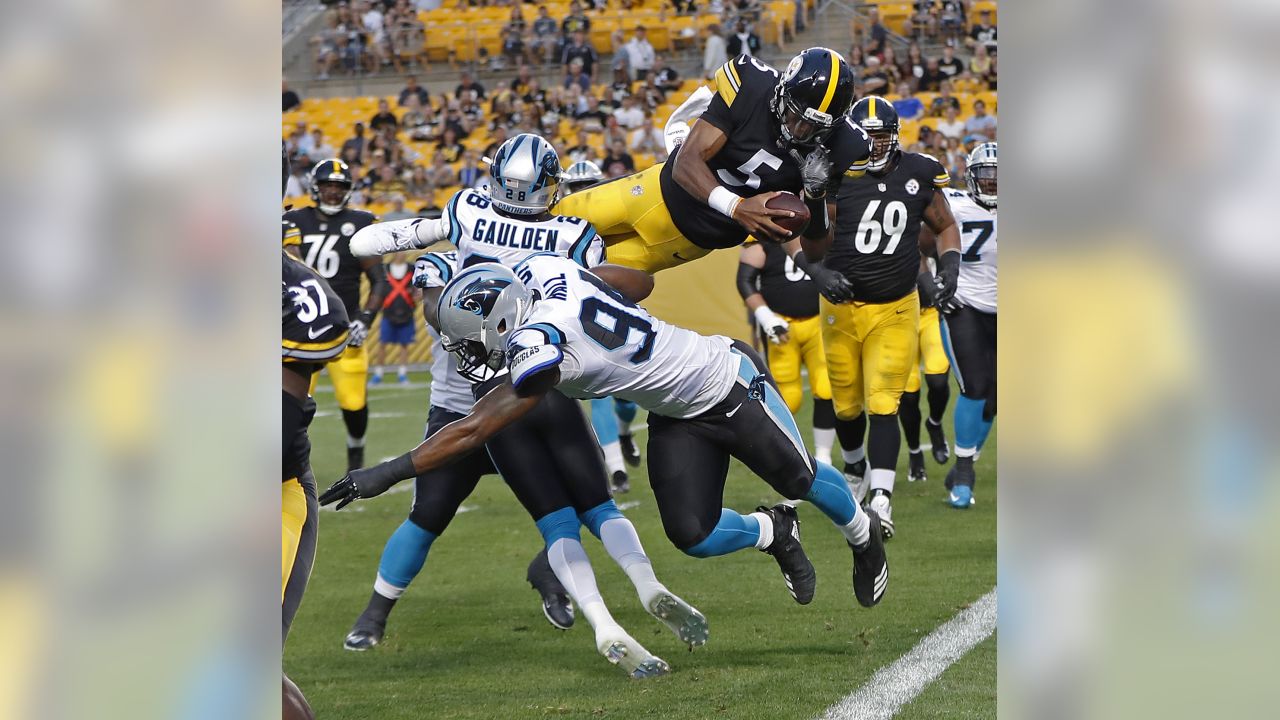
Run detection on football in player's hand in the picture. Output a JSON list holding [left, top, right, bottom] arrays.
[[764, 192, 810, 240]]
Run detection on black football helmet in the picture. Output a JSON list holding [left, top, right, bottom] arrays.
[[849, 96, 900, 172], [310, 158, 354, 215], [771, 47, 856, 147]]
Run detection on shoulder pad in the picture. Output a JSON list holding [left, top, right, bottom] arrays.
[[506, 325, 565, 389], [915, 152, 951, 187]]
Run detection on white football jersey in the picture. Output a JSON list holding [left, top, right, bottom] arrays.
[[944, 188, 998, 313], [506, 253, 739, 419], [446, 187, 605, 271], [412, 251, 477, 415]]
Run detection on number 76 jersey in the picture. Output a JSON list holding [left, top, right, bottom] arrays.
[[942, 188, 997, 313], [507, 253, 740, 419]]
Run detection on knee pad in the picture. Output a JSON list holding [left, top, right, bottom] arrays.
[[778, 381, 803, 414], [534, 507, 581, 548], [578, 499, 625, 539], [868, 391, 903, 416]]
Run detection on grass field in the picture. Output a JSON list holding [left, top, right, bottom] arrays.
[[286, 373, 996, 719]]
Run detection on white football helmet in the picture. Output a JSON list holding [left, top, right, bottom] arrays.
[[561, 160, 605, 196], [966, 142, 997, 209], [488, 133, 562, 215], [437, 263, 532, 381]]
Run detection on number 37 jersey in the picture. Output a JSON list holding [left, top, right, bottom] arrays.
[[507, 253, 739, 419], [942, 188, 997, 313]]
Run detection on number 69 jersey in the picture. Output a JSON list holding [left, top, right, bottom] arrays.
[[508, 253, 739, 419], [446, 187, 604, 271], [942, 188, 997, 313]]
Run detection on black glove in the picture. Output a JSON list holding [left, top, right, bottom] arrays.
[[916, 270, 939, 308], [319, 453, 416, 510], [807, 262, 855, 304], [933, 250, 961, 311]]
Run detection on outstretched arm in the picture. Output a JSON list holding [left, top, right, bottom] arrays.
[[591, 264, 654, 303], [350, 217, 450, 257]]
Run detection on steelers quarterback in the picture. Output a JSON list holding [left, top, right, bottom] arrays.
[[284, 159, 388, 471], [804, 96, 962, 538], [555, 47, 870, 279]]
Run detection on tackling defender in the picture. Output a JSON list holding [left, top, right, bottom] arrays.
[[284, 160, 388, 471], [321, 254, 890, 614]]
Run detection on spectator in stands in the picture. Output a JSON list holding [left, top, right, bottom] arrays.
[[455, 71, 487, 100], [288, 121, 312, 157], [612, 95, 646, 130], [310, 129, 336, 160], [891, 81, 924, 121], [406, 165, 432, 197], [964, 100, 997, 140], [939, 0, 965, 42], [426, 150, 458, 188], [607, 65, 632, 108], [400, 94, 429, 131], [901, 42, 926, 88], [967, 9, 997, 53], [458, 150, 485, 188], [929, 80, 961, 117], [383, 194, 415, 222], [726, 18, 761, 58], [523, 79, 547, 106], [342, 123, 369, 163], [399, 76, 430, 107], [531, 6, 560, 64], [702, 23, 728, 79], [969, 45, 994, 87], [938, 45, 963, 78], [861, 7, 888, 57], [576, 95, 609, 133], [510, 64, 535, 96], [561, 1, 591, 37], [483, 126, 510, 160], [908, 0, 938, 40], [918, 56, 945, 91], [436, 128, 465, 163], [284, 161, 308, 199], [880, 45, 901, 78], [936, 104, 965, 140], [670, 0, 696, 13], [502, 26, 529, 68], [566, 129, 594, 164], [283, 82, 301, 112], [650, 56, 680, 95], [506, 4, 527, 34], [731, 0, 763, 23], [629, 111, 665, 159], [370, 99, 399, 133], [561, 31, 598, 80], [846, 44, 866, 72], [310, 13, 344, 80], [861, 56, 889, 96], [360, 0, 391, 71], [951, 68, 983, 94], [386, 1, 426, 73], [601, 117, 629, 152], [563, 57, 592, 92], [624, 26, 656, 81], [371, 165, 409, 202], [602, 140, 635, 177]]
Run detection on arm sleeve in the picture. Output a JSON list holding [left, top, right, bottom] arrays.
[[736, 262, 763, 300], [413, 251, 457, 288]]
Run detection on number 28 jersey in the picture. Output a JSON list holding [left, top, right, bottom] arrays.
[[508, 253, 739, 419], [943, 188, 998, 313]]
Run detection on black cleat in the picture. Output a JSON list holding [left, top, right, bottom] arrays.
[[610, 470, 631, 495], [850, 509, 889, 607], [527, 548, 575, 630], [907, 450, 927, 482], [618, 433, 642, 467], [346, 445, 365, 472], [757, 504, 816, 604], [944, 465, 957, 490], [925, 419, 950, 464], [343, 613, 386, 651]]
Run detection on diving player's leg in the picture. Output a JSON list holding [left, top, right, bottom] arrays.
[[798, 316, 836, 465], [282, 471, 318, 644], [821, 300, 869, 500], [590, 397, 630, 493], [861, 293, 921, 538], [900, 353, 927, 482], [329, 345, 370, 471], [940, 308, 996, 508], [920, 307, 953, 464], [614, 399, 641, 467]]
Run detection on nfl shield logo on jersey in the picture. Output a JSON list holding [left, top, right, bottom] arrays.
[[905, 179, 919, 195], [877, 183, 886, 192]]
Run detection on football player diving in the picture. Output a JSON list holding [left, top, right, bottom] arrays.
[[803, 96, 963, 539], [284, 160, 388, 471]]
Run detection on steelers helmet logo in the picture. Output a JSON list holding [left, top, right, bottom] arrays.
[[782, 56, 803, 82], [341, 222, 356, 236], [905, 179, 919, 195]]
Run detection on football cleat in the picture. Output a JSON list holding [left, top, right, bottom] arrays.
[[865, 490, 894, 539], [618, 433, 642, 467], [907, 451, 927, 482], [948, 456, 977, 509], [850, 508, 889, 607], [843, 458, 868, 504], [610, 470, 631, 495], [528, 548, 575, 630], [646, 590, 709, 650], [757, 504, 816, 604], [346, 446, 365, 473], [926, 419, 950, 464], [949, 484, 974, 509], [596, 627, 671, 679], [343, 614, 386, 651]]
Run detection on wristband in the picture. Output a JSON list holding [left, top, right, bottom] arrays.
[[708, 186, 742, 219], [357, 309, 376, 325], [753, 305, 782, 329]]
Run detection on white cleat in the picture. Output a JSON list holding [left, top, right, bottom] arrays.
[[646, 591, 709, 649], [866, 492, 895, 539], [596, 627, 671, 679]]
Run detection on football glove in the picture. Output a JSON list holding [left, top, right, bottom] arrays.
[[916, 270, 939, 308], [791, 145, 832, 199], [319, 453, 417, 510], [934, 250, 961, 311], [753, 306, 790, 345], [347, 310, 375, 347], [806, 261, 856, 304]]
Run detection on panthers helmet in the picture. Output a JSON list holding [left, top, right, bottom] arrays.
[[310, 159, 354, 215], [966, 142, 997, 209], [437, 263, 533, 381], [561, 160, 605, 196], [489, 133, 562, 215], [849, 96, 900, 172], [771, 47, 857, 147]]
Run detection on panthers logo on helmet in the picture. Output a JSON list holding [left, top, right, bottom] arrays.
[[455, 277, 513, 317]]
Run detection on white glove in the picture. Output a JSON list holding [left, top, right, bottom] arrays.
[[754, 306, 790, 345], [790, 145, 832, 199], [347, 318, 370, 347], [349, 217, 448, 257]]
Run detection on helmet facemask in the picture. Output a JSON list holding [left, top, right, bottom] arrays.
[[774, 87, 837, 148], [967, 162, 997, 208], [865, 129, 900, 172], [314, 180, 352, 215]]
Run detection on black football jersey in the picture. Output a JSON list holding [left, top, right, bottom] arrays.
[[826, 152, 950, 303], [756, 241, 819, 318], [282, 217, 301, 250], [282, 206, 378, 315], [658, 55, 872, 250], [283, 251, 350, 366]]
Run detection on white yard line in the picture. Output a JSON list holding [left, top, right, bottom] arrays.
[[818, 588, 997, 720]]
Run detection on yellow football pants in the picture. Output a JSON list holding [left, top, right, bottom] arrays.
[[553, 163, 711, 274], [307, 344, 368, 411], [821, 291, 920, 419], [906, 306, 952, 392], [282, 473, 318, 641], [766, 313, 832, 412]]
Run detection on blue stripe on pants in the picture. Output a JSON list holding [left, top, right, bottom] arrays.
[[685, 509, 762, 558], [377, 519, 438, 589]]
